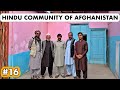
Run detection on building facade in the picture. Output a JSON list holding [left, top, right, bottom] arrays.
[[0, 11, 119, 78]]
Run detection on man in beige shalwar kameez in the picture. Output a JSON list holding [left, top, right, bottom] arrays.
[[54, 34, 66, 78]]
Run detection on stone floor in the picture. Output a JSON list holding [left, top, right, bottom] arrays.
[[18, 64, 116, 79]]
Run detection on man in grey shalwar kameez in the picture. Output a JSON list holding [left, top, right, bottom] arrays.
[[28, 30, 42, 79], [54, 34, 65, 78]]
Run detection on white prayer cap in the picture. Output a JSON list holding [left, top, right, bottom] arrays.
[[46, 33, 51, 36]]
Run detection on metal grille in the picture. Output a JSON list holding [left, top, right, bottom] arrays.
[[0, 11, 9, 78]]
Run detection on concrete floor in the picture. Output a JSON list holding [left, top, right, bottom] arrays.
[[18, 64, 116, 79]]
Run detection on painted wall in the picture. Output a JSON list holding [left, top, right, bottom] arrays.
[[48, 22, 70, 41], [108, 11, 120, 78], [9, 11, 48, 55], [89, 22, 108, 28], [48, 22, 108, 41], [8, 11, 48, 75]]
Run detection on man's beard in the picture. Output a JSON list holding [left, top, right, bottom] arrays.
[[69, 37, 72, 40], [35, 36, 40, 44], [35, 36, 40, 40], [46, 39, 50, 41], [58, 38, 61, 41]]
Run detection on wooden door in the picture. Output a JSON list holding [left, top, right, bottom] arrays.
[[90, 29, 107, 64], [0, 11, 9, 79]]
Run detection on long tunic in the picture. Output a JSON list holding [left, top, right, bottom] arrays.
[[54, 40, 65, 67], [28, 39, 42, 69], [41, 40, 53, 67], [74, 40, 88, 71], [65, 40, 76, 65]]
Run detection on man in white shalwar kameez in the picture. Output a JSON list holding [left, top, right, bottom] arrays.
[[65, 32, 77, 79]]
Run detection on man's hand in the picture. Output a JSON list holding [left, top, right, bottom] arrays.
[[79, 55, 83, 59], [76, 54, 83, 59], [76, 55, 80, 59]]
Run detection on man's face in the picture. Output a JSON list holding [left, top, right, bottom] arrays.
[[68, 33, 73, 39], [35, 31, 40, 37], [57, 36, 62, 41], [46, 35, 51, 40], [78, 34, 83, 40]]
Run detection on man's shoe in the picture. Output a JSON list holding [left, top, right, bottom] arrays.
[[55, 75, 59, 78], [61, 75, 65, 78], [76, 76, 81, 79], [31, 77, 34, 79], [66, 74, 72, 77], [74, 77, 77, 79], [41, 75, 45, 79], [31, 76, 35, 79], [37, 76, 40, 79], [49, 75, 53, 78]]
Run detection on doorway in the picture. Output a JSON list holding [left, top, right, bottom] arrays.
[[90, 29, 107, 64], [70, 24, 107, 64], [70, 24, 90, 62], [83, 34, 87, 41]]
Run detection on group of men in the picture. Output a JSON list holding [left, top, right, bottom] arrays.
[[28, 30, 88, 79]]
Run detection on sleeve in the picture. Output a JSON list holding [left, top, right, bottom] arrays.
[[40, 41, 43, 58], [74, 40, 77, 46], [65, 40, 67, 49], [51, 41, 54, 52], [28, 39, 33, 50], [42, 41, 43, 49], [52, 41, 55, 58], [63, 41, 66, 55], [74, 42, 77, 56], [82, 42, 88, 57], [53, 41, 56, 54], [52, 41, 54, 49], [41, 41, 43, 52]]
